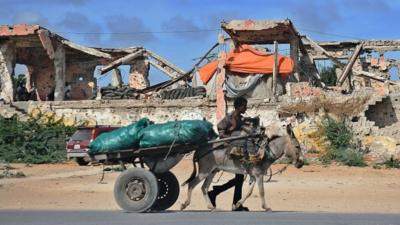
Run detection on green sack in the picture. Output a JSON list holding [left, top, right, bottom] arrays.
[[139, 120, 217, 148], [88, 118, 151, 153]]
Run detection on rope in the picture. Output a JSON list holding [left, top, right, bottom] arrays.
[[212, 171, 224, 183], [98, 164, 106, 184], [163, 122, 181, 160], [164, 135, 178, 161], [270, 164, 290, 176]]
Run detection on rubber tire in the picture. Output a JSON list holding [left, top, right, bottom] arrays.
[[178, 89, 187, 99], [171, 90, 180, 99], [188, 87, 195, 97], [151, 171, 180, 211], [164, 90, 172, 99], [75, 157, 89, 166], [114, 168, 159, 213], [194, 87, 206, 94], [160, 91, 167, 99]]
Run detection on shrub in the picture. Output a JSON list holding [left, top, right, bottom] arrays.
[[374, 157, 400, 169], [322, 117, 352, 149], [383, 158, 400, 168], [0, 114, 78, 164], [320, 116, 367, 167]]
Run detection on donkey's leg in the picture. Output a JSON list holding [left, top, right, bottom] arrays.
[[257, 175, 271, 211], [180, 172, 209, 210], [200, 171, 217, 210], [233, 175, 256, 210]]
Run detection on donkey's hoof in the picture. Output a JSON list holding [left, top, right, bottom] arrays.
[[180, 204, 187, 211], [233, 203, 249, 211], [207, 205, 216, 210], [210, 207, 219, 212], [264, 207, 272, 212]]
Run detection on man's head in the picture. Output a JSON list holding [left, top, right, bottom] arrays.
[[234, 97, 247, 114]]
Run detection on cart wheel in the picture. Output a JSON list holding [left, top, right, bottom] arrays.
[[151, 171, 180, 211], [114, 168, 159, 213], [264, 167, 273, 183]]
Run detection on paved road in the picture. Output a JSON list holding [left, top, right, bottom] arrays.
[[1, 210, 399, 225]]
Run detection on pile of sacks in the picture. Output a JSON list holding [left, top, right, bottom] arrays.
[[89, 118, 217, 154]]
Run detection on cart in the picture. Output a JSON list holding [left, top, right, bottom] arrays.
[[89, 134, 260, 213]]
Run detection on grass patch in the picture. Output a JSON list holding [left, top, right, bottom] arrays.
[[383, 158, 400, 168], [374, 157, 400, 169]]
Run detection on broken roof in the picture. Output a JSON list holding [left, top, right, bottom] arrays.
[[0, 24, 116, 65], [221, 19, 300, 44]]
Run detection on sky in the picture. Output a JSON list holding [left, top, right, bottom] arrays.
[[1, 0, 399, 85]]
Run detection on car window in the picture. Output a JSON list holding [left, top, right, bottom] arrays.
[[71, 129, 92, 141]]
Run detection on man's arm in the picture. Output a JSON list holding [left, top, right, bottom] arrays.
[[227, 116, 238, 133], [218, 117, 236, 138]]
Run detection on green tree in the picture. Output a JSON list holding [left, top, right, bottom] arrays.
[[13, 74, 26, 87], [319, 66, 337, 86]]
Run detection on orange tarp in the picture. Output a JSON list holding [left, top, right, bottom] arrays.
[[198, 45, 294, 84]]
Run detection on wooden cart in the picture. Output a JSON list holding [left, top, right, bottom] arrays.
[[89, 134, 260, 213]]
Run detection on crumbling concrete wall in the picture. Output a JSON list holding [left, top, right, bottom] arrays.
[[286, 82, 322, 97], [65, 63, 96, 100], [129, 58, 150, 90], [303, 40, 400, 89], [364, 96, 398, 128], [0, 40, 16, 102], [32, 65, 55, 100]]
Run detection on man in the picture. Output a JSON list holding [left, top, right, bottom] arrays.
[[208, 97, 249, 211], [64, 82, 72, 100], [16, 83, 28, 101]]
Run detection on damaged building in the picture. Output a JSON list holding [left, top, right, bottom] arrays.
[[0, 24, 186, 102], [1, 20, 400, 161]]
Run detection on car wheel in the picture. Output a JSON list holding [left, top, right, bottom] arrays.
[[75, 157, 89, 166]]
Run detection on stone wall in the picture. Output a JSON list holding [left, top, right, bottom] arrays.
[[24, 98, 281, 130]]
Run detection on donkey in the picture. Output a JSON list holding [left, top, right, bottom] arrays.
[[180, 125, 304, 211]]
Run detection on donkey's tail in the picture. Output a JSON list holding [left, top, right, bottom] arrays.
[[181, 156, 197, 186]]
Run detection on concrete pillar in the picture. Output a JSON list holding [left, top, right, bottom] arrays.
[[86, 65, 97, 99], [26, 65, 34, 92], [111, 68, 122, 87], [0, 40, 16, 102], [216, 53, 226, 123], [129, 59, 150, 90], [290, 37, 300, 82], [53, 44, 65, 101]]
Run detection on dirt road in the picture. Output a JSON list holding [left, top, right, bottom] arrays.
[[1, 160, 399, 213]]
